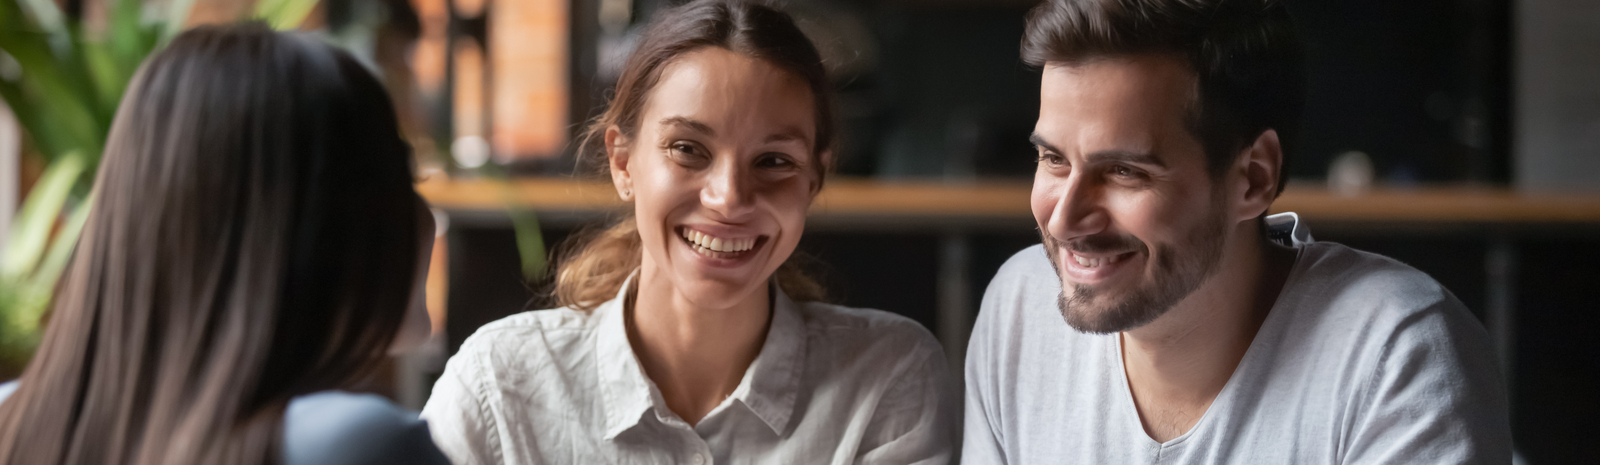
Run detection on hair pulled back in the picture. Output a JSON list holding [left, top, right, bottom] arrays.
[[557, 0, 834, 310]]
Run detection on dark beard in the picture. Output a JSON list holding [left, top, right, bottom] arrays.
[[1042, 196, 1229, 334]]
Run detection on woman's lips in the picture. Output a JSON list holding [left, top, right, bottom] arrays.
[[678, 226, 767, 261]]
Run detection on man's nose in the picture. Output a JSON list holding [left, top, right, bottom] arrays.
[[1045, 172, 1108, 242]]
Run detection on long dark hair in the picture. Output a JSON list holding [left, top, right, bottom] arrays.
[[556, 0, 835, 310], [0, 23, 420, 465]]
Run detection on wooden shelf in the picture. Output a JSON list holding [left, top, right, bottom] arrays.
[[418, 177, 1600, 227]]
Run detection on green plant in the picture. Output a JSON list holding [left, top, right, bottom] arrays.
[[0, 0, 321, 379]]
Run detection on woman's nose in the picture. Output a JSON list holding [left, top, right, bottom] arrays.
[[701, 161, 756, 220]]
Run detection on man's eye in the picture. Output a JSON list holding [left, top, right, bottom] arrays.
[[1109, 165, 1147, 183], [1037, 153, 1066, 167]]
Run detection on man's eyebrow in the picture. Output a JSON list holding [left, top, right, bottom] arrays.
[[1029, 133, 1166, 168], [660, 116, 715, 136], [1028, 133, 1061, 155], [1086, 150, 1166, 168]]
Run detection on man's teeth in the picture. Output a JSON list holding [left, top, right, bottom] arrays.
[[1073, 253, 1124, 269], [682, 229, 756, 253]]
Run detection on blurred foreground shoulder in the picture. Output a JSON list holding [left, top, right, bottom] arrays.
[[283, 391, 449, 465]]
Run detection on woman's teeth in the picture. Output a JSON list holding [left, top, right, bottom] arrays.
[[1073, 253, 1126, 269], [682, 229, 756, 254]]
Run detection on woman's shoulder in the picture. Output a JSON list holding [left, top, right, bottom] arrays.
[[793, 302, 945, 358], [283, 391, 449, 465], [455, 306, 598, 354]]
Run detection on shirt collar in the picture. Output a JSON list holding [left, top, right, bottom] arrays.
[[731, 281, 807, 435], [596, 272, 655, 440], [595, 273, 809, 439]]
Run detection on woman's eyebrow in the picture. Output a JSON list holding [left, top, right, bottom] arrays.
[[660, 116, 715, 136], [764, 127, 808, 144]]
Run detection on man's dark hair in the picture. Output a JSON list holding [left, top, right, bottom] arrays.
[[1023, 0, 1304, 196]]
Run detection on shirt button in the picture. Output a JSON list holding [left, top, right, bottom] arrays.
[[691, 454, 706, 465]]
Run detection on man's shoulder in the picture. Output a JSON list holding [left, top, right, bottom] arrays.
[[981, 243, 1069, 315], [1275, 241, 1494, 375], [994, 244, 1057, 284], [981, 244, 1061, 313], [1298, 242, 1447, 295], [1291, 242, 1459, 318], [1259, 242, 1510, 463]]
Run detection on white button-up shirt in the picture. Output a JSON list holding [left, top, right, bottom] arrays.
[[421, 278, 958, 465]]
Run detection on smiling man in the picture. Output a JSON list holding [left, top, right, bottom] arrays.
[[961, 1, 1511, 463]]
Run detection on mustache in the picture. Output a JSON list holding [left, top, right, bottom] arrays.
[[1043, 231, 1145, 255]]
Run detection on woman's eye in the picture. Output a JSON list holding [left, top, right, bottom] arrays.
[[757, 154, 797, 169], [669, 142, 698, 157]]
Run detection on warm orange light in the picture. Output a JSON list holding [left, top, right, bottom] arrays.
[[411, 0, 450, 97], [453, 38, 486, 140], [491, 0, 568, 159]]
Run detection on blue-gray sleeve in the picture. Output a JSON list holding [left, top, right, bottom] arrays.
[[0, 381, 17, 404], [284, 391, 451, 465]]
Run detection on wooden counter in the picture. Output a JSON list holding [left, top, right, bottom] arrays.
[[419, 176, 1600, 228], [421, 176, 1600, 379]]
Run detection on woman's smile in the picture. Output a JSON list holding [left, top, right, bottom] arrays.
[[677, 225, 768, 264]]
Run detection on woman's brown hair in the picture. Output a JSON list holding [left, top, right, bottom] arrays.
[[0, 23, 420, 465], [556, 0, 834, 310]]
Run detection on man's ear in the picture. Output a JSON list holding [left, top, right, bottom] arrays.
[[1232, 129, 1283, 224], [606, 126, 633, 201]]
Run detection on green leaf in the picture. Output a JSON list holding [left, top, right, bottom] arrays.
[[508, 208, 549, 281], [161, 0, 199, 42], [254, 0, 320, 31], [0, 28, 106, 160], [12, 193, 90, 334], [14, 0, 62, 33], [81, 40, 124, 112], [1, 153, 84, 280]]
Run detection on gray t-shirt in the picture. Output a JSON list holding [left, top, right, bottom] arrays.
[[0, 382, 446, 465], [962, 240, 1511, 464]]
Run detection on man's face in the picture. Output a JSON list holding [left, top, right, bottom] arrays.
[[1032, 55, 1231, 334]]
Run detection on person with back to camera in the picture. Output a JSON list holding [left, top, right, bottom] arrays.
[[961, 0, 1512, 463], [420, 1, 958, 463], [0, 23, 449, 465]]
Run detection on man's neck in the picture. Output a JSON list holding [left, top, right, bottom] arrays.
[[1120, 225, 1297, 442], [627, 264, 771, 427]]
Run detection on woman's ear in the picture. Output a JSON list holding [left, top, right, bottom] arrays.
[[1232, 129, 1283, 224], [810, 149, 833, 196], [606, 125, 634, 201]]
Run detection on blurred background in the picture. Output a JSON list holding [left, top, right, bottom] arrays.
[[0, 0, 1596, 462]]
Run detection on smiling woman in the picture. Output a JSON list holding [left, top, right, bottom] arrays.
[[420, 1, 958, 464]]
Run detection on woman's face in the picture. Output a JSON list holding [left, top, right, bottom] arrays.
[[609, 47, 822, 310]]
